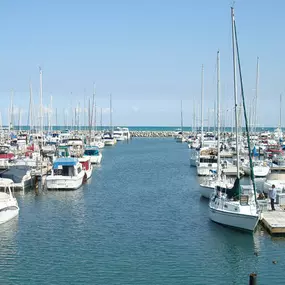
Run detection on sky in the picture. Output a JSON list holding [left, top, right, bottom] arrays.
[[0, 0, 284, 127]]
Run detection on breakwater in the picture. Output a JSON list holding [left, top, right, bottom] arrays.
[[130, 131, 191, 137]]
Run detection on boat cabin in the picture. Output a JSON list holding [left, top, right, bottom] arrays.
[[52, 158, 82, 177]]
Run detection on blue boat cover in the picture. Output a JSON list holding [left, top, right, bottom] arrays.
[[53, 158, 78, 169], [84, 149, 99, 156], [0, 165, 30, 183]]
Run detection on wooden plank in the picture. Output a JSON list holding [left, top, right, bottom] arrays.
[[261, 211, 285, 235]]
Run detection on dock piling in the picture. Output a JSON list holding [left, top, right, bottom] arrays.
[[249, 272, 257, 285]]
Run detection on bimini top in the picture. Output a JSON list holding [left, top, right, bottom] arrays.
[[53, 157, 78, 169]]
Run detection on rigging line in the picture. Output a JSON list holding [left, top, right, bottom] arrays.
[[233, 13, 258, 204]]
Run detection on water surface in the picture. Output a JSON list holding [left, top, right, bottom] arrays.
[[0, 138, 283, 284]]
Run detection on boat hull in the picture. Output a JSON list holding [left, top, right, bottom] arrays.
[[88, 153, 102, 164], [209, 206, 259, 231], [46, 173, 85, 190], [0, 207, 19, 224], [197, 166, 217, 176], [85, 167, 92, 180], [243, 165, 270, 177], [199, 184, 214, 199]]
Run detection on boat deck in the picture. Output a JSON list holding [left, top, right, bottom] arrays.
[[260, 203, 285, 235]]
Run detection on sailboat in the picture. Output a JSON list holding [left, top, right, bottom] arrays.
[[175, 100, 185, 142], [208, 7, 260, 232], [199, 51, 234, 198], [103, 94, 117, 146]]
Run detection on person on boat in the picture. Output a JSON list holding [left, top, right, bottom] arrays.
[[257, 192, 265, 200], [269, 184, 276, 211]]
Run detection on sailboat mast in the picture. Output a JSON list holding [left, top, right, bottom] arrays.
[[193, 99, 196, 133], [28, 81, 33, 131], [100, 107, 103, 131], [110, 93, 113, 134], [254, 57, 259, 133], [201, 64, 204, 147], [231, 7, 240, 179], [39, 67, 43, 134], [279, 93, 282, 132], [180, 100, 183, 133], [91, 84, 95, 131], [217, 51, 221, 179]]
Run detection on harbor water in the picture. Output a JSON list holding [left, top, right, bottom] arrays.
[[0, 138, 284, 284]]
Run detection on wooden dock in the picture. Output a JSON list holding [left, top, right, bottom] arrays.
[[260, 206, 285, 235]]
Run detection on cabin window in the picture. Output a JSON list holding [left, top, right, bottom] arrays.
[[54, 169, 62, 176], [78, 167, 81, 174], [61, 166, 74, 176]]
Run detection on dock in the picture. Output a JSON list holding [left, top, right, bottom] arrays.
[[260, 204, 285, 235]]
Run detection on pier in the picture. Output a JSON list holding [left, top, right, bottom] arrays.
[[261, 208, 285, 235]]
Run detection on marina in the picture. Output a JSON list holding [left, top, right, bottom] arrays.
[[1, 1, 285, 284]]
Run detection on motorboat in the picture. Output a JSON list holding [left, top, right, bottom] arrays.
[[113, 127, 126, 141], [196, 148, 218, 176], [0, 178, 19, 224], [103, 132, 117, 146], [83, 147, 102, 164], [0, 165, 32, 191], [46, 157, 85, 190]]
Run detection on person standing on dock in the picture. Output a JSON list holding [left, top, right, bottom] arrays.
[[269, 184, 276, 211]]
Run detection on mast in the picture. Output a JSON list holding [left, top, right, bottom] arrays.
[[84, 89, 86, 130], [10, 90, 14, 131], [231, 7, 240, 179], [100, 107, 103, 131], [18, 108, 21, 131], [201, 64, 204, 147], [217, 51, 221, 179], [39, 67, 43, 134], [49, 95, 53, 132], [279, 93, 282, 132], [56, 108, 58, 130], [233, 6, 258, 201], [193, 99, 195, 133], [28, 81, 33, 131], [180, 100, 183, 133], [110, 93, 113, 134], [95, 101, 97, 132], [254, 57, 259, 133]]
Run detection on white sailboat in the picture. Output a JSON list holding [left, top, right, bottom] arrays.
[[200, 51, 233, 198], [208, 8, 260, 232], [175, 101, 186, 142]]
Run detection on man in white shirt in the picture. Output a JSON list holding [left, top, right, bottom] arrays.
[[269, 184, 276, 211]]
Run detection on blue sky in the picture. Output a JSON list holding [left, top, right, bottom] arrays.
[[0, 0, 284, 127]]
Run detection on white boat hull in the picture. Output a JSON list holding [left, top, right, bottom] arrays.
[[89, 153, 102, 164], [0, 206, 19, 224], [243, 165, 270, 177], [209, 206, 259, 231], [199, 184, 214, 199], [46, 172, 85, 190], [197, 166, 217, 176], [104, 139, 116, 146], [85, 167, 92, 180]]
